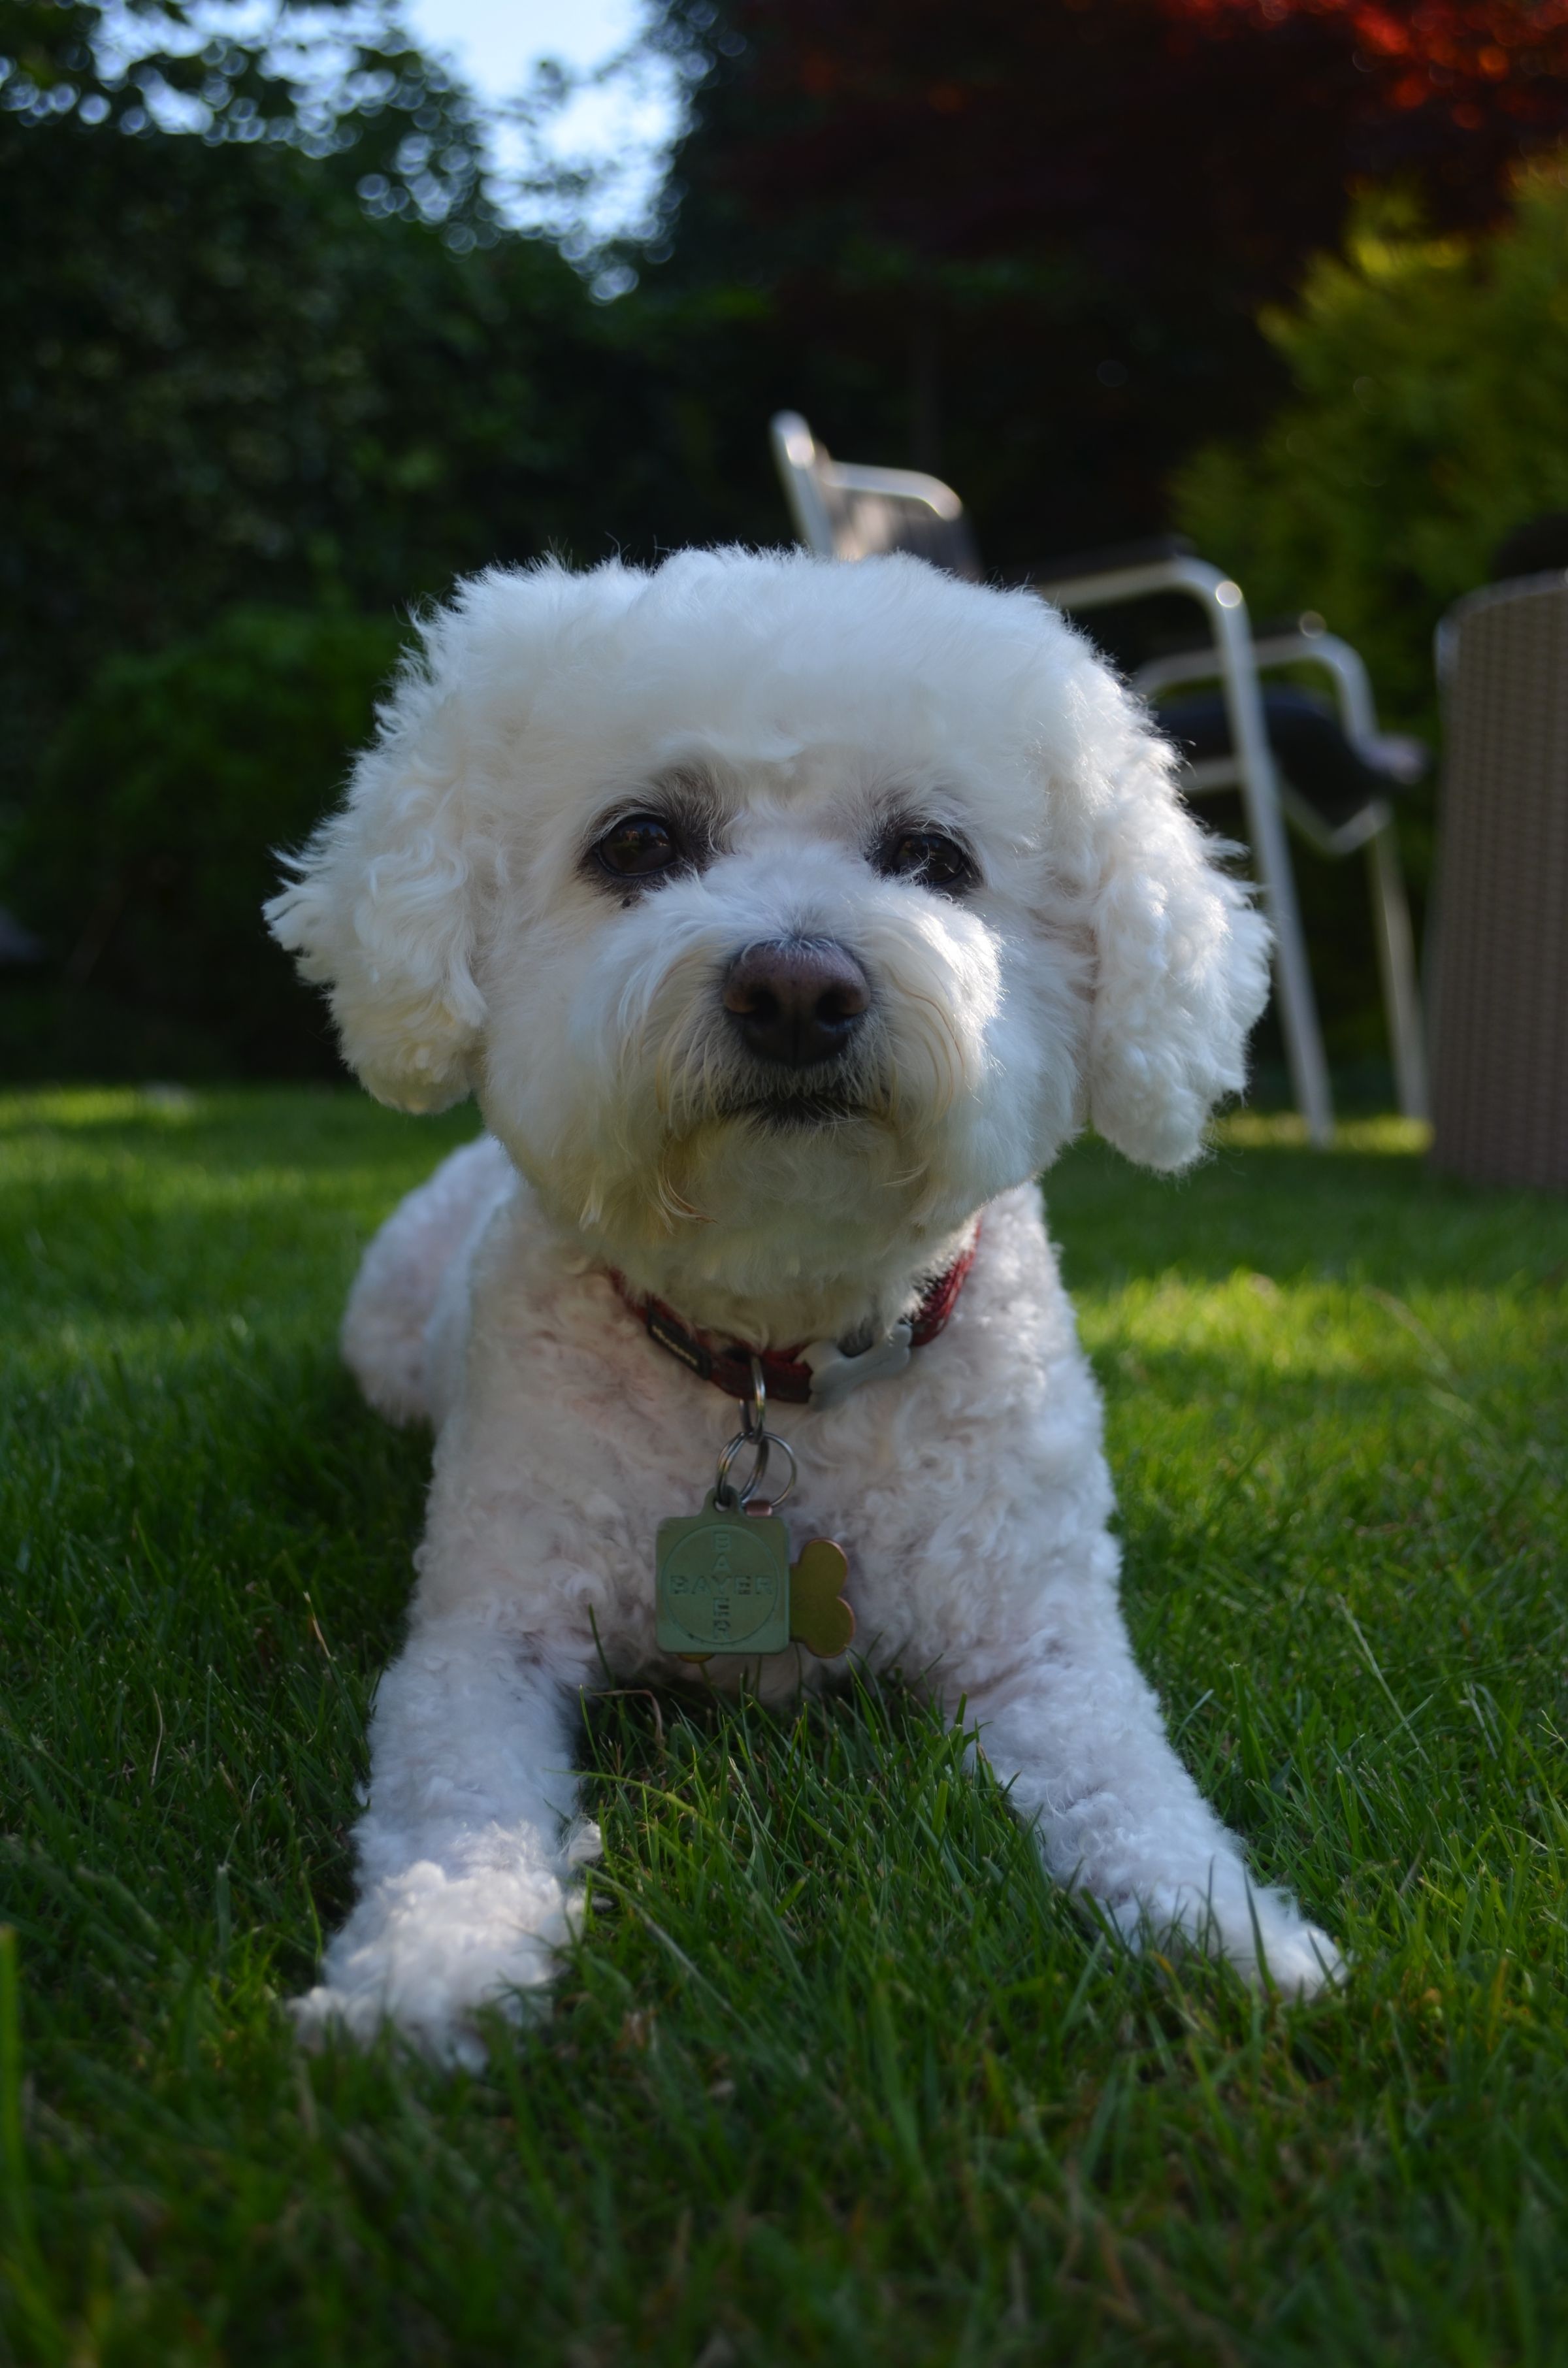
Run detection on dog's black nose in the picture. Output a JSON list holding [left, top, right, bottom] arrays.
[[723, 939, 870, 1069]]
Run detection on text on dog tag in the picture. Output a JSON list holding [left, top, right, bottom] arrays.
[[656, 1490, 791, 1657]]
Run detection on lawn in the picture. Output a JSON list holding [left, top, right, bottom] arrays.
[[3, 1086, 1567, 2367]]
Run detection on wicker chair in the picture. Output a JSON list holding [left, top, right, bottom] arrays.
[[1429, 568, 1568, 1189]]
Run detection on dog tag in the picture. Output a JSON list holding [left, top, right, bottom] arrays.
[[789, 1538, 855, 1658], [656, 1490, 791, 1657]]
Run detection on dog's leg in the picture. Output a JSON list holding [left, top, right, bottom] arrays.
[[951, 1605, 1341, 1996], [292, 1615, 593, 2064], [341, 1135, 514, 1425]]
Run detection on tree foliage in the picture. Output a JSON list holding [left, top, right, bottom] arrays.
[[1175, 161, 1568, 728], [1, 0, 502, 224], [8, 606, 405, 1076], [0, 3, 704, 815], [638, 0, 1568, 565], [3, 118, 597, 785]]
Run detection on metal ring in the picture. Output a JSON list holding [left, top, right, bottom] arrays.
[[715, 1425, 768, 1507], [715, 1425, 796, 1510]]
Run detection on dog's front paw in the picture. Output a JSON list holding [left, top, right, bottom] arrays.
[[1116, 1881, 1344, 1999], [1230, 1917, 1345, 1999], [291, 1856, 574, 2064]]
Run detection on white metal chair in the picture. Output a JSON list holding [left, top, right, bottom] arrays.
[[772, 410, 983, 579], [1135, 622, 1427, 1123], [772, 409, 1431, 1136]]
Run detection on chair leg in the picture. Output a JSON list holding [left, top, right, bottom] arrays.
[[1211, 600, 1335, 1145], [1367, 815, 1429, 1123]]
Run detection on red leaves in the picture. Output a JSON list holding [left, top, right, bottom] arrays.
[[705, 0, 1568, 257], [1159, 0, 1568, 101]]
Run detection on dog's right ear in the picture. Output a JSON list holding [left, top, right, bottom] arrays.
[[265, 644, 485, 1113]]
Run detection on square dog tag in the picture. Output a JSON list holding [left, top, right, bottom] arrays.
[[656, 1490, 791, 1657]]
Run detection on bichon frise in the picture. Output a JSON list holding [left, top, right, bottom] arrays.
[[267, 547, 1341, 2062]]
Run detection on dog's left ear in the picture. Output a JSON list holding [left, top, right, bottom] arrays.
[[1081, 717, 1272, 1171]]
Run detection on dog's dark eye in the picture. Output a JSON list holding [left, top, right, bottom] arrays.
[[878, 828, 977, 894], [594, 813, 681, 881]]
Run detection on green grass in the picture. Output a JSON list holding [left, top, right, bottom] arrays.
[[3, 1087, 1567, 2366]]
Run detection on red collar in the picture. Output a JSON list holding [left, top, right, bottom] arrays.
[[608, 1232, 979, 1407]]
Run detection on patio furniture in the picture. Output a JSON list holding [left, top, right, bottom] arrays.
[[771, 411, 983, 580], [772, 410, 1432, 1138], [1135, 621, 1428, 1125], [1428, 568, 1568, 1190]]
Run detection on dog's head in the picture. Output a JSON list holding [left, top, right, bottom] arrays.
[[268, 550, 1268, 1298]]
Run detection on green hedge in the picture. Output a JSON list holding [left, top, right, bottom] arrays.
[[3, 606, 404, 1079], [1174, 162, 1568, 737]]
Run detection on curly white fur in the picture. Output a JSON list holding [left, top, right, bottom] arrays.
[[267, 548, 1339, 2064]]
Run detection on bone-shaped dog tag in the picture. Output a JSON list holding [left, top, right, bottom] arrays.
[[789, 1538, 855, 1658], [656, 1491, 791, 1658]]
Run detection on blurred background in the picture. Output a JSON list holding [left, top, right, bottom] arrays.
[[5, 0, 1568, 1094]]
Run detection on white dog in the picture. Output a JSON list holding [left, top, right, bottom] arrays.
[[267, 546, 1340, 2062]]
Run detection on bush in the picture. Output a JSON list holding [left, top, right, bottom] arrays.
[[1174, 162, 1568, 735], [3, 606, 405, 1079]]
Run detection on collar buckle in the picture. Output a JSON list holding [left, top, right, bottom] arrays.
[[801, 1320, 913, 1411]]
